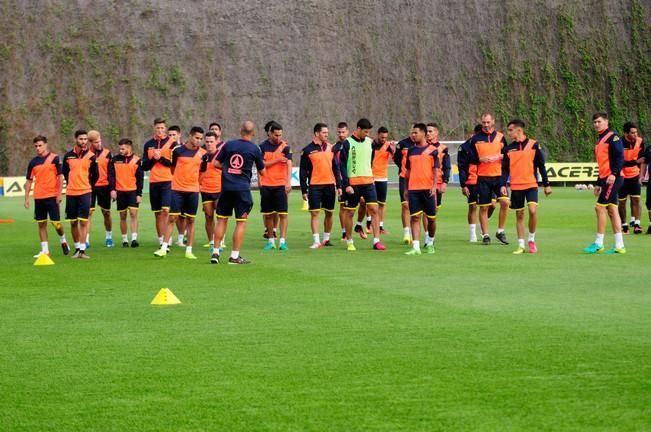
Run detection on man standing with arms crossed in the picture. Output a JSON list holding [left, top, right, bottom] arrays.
[[62, 129, 97, 259], [339, 118, 386, 251], [87, 130, 113, 248], [618, 122, 644, 234], [371, 126, 395, 234], [142, 118, 177, 248], [501, 119, 552, 254], [200, 131, 224, 253], [167, 125, 187, 247], [24, 135, 70, 257], [108, 138, 143, 248], [394, 131, 416, 244], [211, 121, 266, 265], [457, 125, 482, 242], [584, 112, 626, 254]]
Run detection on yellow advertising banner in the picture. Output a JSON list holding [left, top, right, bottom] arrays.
[[545, 163, 599, 182], [2, 176, 28, 197]]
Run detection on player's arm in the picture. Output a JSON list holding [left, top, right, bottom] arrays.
[[141, 144, 153, 171], [534, 143, 552, 196], [393, 141, 403, 167], [432, 151, 440, 196], [285, 148, 293, 193], [500, 149, 510, 187], [608, 137, 624, 182], [403, 153, 411, 201], [62, 153, 70, 183], [170, 147, 179, 175], [108, 158, 117, 200], [457, 142, 469, 189], [89, 157, 99, 187], [441, 149, 451, 192], [158, 143, 175, 167], [339, 142, 351, 192], [135, 160, 144, 202], [299, 149, 311, 199]]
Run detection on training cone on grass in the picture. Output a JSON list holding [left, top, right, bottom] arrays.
[[150, 288, 181, 305], [33, 254, 55, 266]]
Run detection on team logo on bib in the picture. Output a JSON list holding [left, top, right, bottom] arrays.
[[228, 154, 244, 174]]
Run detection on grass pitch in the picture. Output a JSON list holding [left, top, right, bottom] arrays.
[[1, 187, 650, 431]]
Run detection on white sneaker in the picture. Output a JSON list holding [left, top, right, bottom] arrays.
[[309, 242, 322, 249]]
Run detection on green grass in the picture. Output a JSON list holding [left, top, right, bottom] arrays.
[[1, 187, 650, 431]]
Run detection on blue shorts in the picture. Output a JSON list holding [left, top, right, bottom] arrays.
[[170, 190, 199, 217], [597, 177, 623, 206], [343, 183, 377, 209], [260, 186, 288, 214], [117, 191, 139, 212], [65, 192, 92, 221], [149, 181, 172, 212], [466, 184, 478, 205], [399, 177, 407, 204], [375, 181, 388, 204], [201, 191, 221, 204], [478, 176, 508, 206], [308, 185, 336, 212], [91, 186, 111, 211], [34, 197, 60, 222], [408, 190, 437, 218], [217, 190, 253, 220], [510, 188, 538, 210], [619, 177, 641, 200]]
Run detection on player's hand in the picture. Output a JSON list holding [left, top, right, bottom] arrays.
[[440, 183, 447, 193], [403, 191, 408, 201], [302, 193, 308, 201], [285, 184, 291, 194], [110, 190, 117, 201], [462, 186, 469, 197], [606, 174, 615, 185], [429, 188, 436, 197], [136, 195, 142, 204], [500, 186, 507, 196], [345, 186, 354, 195], [593, 186, 601, 197], [279, 157, 288, 164], [337, 188, 342, 197], [544, 186, 552, 196], [56, 195, 61, 205], [153, 149, 161, 160], [24, 199, 29, 209]]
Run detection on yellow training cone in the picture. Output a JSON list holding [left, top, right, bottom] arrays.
[[34, 254, 55, 266], [150, 288, 181, 305], [301, 200, 309, 211]]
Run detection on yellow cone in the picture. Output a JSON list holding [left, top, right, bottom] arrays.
[[150, 288, 181, 305], [34, 254, 55, 266], [301, 200, 309, 211]]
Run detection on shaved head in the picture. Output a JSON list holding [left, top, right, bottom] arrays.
[[240, 120, 256, 138]]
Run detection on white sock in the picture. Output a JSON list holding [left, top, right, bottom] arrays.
[[268, 238, 275, 245], [312, 233, 320, 244], [635, 219, 640, 225], [403, 227, 411, 236], [379, 221, 384, 228], [209, 240, 214, 246], [595, 233, 605, 247], [355, 221, 362, 228], [614, 233, 624, 249], [230, 250, 239, 259], [323, 232, 330, 242], [186, 246, 192, 254], [105, 231, 112, 240], [220, 240, 225, 247], [178, 234, 184, 243], [79, 243, 86, 252], [132, 233, 138, 241], [425, 234, 431, 244], [279, 237, 286, 245], [497, 228, 505, 234], [412, 240, 421, 251], [469, 224, 476, 235], [161, 241, 169, 250], [74, 242, 80, 250], [41, 241, 49, 254], [341, 229, 346, 234], [528, 232, 535, 242], [347, 239, 354, 245], [373, 237, 380, 245], [630, 217, 635, 224], [158, 236, 164, 244], [122, 234, 128, 242], [59, 235, 67, 244], [518, 239, 525, 248], [366, 216, 372, 222]]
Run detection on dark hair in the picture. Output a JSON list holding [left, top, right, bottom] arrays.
[[118, 138, 133, 146], [189, 126, 204, 135], [426, 122, 439, 129], [314, 123, 328, 134], [153, 117, 166, 125], [592, 112, 608, 121], [377, 126, 389, 134], [168, 125, 180, 133], [357, 118, 373, 130], [264, 120, 276, 133], [337, 122, 348, 129], [33, 135, 47, 143], [507, 119, 526, 129], [205, 131, 218, 139], [74, 129, 87, 138], [474, 124, 483, 134], [208, 122, 222, 130], [623, 121, 638, 133], [412, 123, 427, 133], [269, 121, 283, 133]]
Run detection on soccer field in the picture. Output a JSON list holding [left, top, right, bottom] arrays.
[[1, 187, 650, 431]]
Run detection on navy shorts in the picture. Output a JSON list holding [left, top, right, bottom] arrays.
[[116, 191, 139, 212], [399, 177, 407, 204], [91, 186, 111, 211], [465, 184, 478, 205], [217, 190, 253, 220], [65, 192, 92, 221], [408, 190, 437, 218], [34, 197, 60, 222], [478, 176, 508, 206], [260, 186, 288, 214], [343, 183, 377, 209], [201, 191, 221, 204], [510, 187, 538, 210], [436, 190, 443, 207], [170, 190, 199, 217], [149, 181, 172, 212], [597, 176, 623, 206], [375, 181, 388, 204], [308, 185, 336, 212], [618, 177, 641, 200]]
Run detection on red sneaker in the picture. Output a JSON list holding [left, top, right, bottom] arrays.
[[373, 241, 386, 251], [354, 225, 368, 240], [528, 240, 537, 254]]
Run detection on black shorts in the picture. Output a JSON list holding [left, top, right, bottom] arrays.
[[618, 177, 641, 200], [375, 181, 388, 204], [150, 181, 172, 212], [217, 190, 253, 220], [308, 185, 336, 212], [510, 187, 538, 210], [343, 183, 377, 209], [65, 192, 92, 221], [170, 190, 199, 217], [646, 182, 651, 210], [466, 184, 478, 205], [34, 197, 60, 222], [436, 190, 443, 207], [116, 191, 139, 212], [260, 186, 288, 214], [597, 176, 624, 206], [408, 190, 437, 218], [478, 176, 508, 206], [201, 191, 221, 204], [91, 185, 111, 211], [399, 177, 407, 204]]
